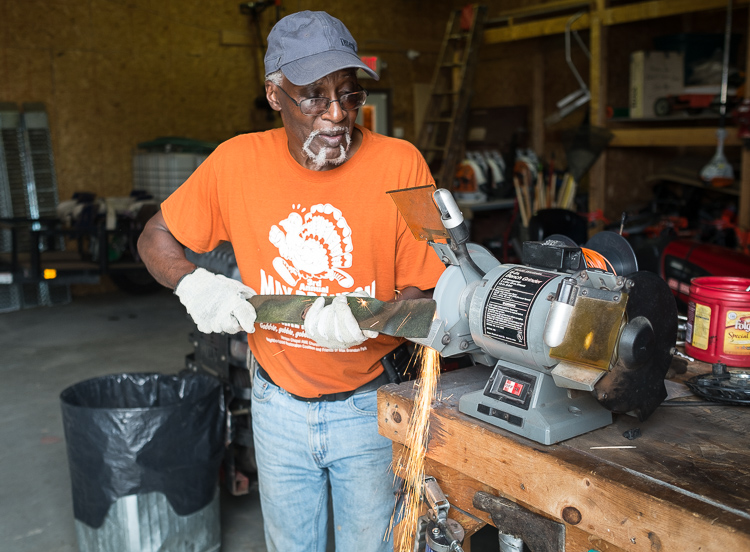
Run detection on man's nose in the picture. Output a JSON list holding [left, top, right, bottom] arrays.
[[323, 98, 346, 123]]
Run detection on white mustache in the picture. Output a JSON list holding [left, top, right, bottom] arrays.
[[308, 127, 349, 139]]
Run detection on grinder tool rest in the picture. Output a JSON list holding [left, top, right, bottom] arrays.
[[388, 186, 678, 444]]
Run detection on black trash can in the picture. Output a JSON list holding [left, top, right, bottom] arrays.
[[60, 372, 225, 552]]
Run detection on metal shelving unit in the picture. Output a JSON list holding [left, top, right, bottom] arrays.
[[0, 103, 70, 312]]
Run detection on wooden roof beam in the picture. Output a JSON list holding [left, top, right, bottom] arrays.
[[484, 0, 749, 44], [603, 0, 749, 26]]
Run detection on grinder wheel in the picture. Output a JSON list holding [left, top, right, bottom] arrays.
[[594, 271, 678, 420], [585, 231, 639, 276]]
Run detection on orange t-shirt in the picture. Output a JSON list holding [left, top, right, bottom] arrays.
[[162, 125, 445, 397]]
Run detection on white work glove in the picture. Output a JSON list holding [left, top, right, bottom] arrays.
[[304, 293, 379, 350], [174, 267, 257, 334]]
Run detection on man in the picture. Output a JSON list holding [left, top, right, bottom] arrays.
[[137, 10, 445, 552]]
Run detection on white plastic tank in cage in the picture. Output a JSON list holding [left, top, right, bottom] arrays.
[[132, 137, 218, 201]]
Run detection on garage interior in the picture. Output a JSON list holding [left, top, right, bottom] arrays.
[[2, 1, 750, 551]]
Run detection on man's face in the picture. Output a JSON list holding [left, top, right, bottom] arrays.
[[267, 69, 361, 171]]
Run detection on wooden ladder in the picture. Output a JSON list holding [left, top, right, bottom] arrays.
[[416, 4, 487, 189]]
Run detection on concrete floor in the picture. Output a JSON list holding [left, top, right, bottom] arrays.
[[0, 289, 267, 552], [0, 288, 499, 552]]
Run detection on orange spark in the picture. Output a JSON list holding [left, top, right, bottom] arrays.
[[389, 346, 440, 552], [394, 312, 412, 335], [358, 297, 374, 316]]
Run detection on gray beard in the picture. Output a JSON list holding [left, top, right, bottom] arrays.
[[302, 128, 352, 170]]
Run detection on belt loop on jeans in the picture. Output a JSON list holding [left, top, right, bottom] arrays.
[[256, 366, 390, 402]]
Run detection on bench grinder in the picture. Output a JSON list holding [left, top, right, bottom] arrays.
[[389, 186, 678, 444]]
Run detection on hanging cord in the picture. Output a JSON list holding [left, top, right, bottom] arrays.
[[581, 247, 617, 275]]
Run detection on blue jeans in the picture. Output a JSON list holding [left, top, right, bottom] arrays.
[[251, 368, 396, 552]]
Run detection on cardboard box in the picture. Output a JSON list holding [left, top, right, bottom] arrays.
[[629, 51, 684, 118]]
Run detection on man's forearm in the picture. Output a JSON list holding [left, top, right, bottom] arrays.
[[396, 286, 434, 301], [137, 211, 196, 290]]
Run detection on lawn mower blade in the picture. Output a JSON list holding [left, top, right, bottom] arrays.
[[248, 295, 436, 338]]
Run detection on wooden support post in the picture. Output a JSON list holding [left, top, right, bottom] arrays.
[[740, 12, 750, 234], [588, 0, 608, 235], [532, 49, 545, 157]]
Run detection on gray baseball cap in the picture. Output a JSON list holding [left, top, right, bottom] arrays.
[[264, 11, 379, 85]]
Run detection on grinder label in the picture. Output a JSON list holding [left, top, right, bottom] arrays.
[[483, 267, 556, 348]]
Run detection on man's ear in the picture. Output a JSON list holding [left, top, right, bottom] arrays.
[[265, 82, 282, 112]]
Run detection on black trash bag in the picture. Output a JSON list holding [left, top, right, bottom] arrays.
[[60, 372, 225, 529]]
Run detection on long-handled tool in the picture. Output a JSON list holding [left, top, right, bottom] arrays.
[[545, 11, 591, 126], [701, 0, 735, 186]]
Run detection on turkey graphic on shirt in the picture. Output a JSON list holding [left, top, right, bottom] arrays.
[[268, 203, 355, 292]]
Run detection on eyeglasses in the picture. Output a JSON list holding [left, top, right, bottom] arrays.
[[274, 84, 368, 116]]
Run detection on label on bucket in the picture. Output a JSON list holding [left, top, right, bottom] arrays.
[[724, 310, 750, 355], [689, 302, 711, 351]]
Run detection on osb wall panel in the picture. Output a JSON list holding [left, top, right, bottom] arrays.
[[470, 31, 589, 170], [0, 0, 257, 202], [605, 147, 688, 218], [0, 0, 450, 203], [2, 0, 740, 222]]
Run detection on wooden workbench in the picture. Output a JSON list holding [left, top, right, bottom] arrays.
[[377, 363, 750, 551]]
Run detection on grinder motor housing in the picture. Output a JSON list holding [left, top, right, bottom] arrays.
[[398, 188, 678, 444]]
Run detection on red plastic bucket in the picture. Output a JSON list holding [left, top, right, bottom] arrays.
[[685, 276, 750, 367]]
